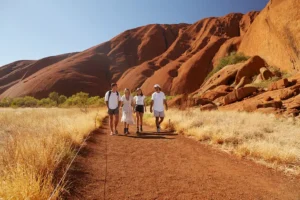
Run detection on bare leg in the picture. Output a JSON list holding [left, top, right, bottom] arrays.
[[136, 112, 140, 127], [155, 117, 159, 128], [159, 117, 164, 126], [109, 115, 114, 132], [114, 114, 119, 132], [140, 113, 144, 127]]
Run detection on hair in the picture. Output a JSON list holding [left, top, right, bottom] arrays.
[[111, 83, 117, 87], [136, 88, 143, 96], [124, 88, 130, 95]]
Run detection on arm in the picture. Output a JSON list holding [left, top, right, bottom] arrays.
[[150, 100, 154, 113], [164, 99, 168, 111], [104, 92, 109, 109], [144, 98, 147, 112], [132, 96, 136, 112]]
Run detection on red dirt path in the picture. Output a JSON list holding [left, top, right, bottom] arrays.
[[65, 118, 300, 200]]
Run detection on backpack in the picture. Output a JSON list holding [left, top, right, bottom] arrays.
[[108, 91, 119, 106]]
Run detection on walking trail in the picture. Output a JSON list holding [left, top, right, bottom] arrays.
[[66, 118, 300, 200]]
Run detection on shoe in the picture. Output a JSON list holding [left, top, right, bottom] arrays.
[[110, 131, 114, 136], [140, 126, 143, 132], [157, 127, 161, 133], [126, 128, 130, 134], [124, 128, 127, 135], [115, 130, 119, 135]]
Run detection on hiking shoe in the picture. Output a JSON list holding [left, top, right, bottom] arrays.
[[157, 127, 161, 133], [140, 126, 143, 132]]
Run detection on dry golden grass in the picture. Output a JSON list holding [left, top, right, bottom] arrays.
[[144, 109, 300, 174], [0, 108, 106, 200]]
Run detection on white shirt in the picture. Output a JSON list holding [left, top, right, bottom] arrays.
[[104, 91, 120, 109], [134, 95, 145, 105], [151, 92, 166, 112], [121, 95, 133, 112]]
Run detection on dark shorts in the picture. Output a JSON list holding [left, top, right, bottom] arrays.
[[135, 105, 144, 113], [108, 108, 119, 115]]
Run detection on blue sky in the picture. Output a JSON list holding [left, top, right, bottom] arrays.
[[0, 0, 268, 66]]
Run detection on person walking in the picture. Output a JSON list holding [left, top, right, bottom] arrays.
[[120, 88, 135, 135], [133, 88, 146, 134], [150, 84, 168, 133], [104, 83, 121, 135]]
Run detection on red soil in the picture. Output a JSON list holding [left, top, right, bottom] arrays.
[[65, 118, 300, 200]]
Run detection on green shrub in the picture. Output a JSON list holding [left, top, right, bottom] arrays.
[[87, 96, 106, 107], [0, 98, 12, 107], [38, 98, 57, 107], [49, 92, 59, 104], [23, 96, 38, 107], [206, 52, 250, 80], [58, 95, 67, 105]]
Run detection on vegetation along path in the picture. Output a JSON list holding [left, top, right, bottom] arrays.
[[66, 118, 300, 200]]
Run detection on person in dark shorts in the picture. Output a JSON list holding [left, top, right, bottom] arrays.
[[104, 83, 121, 135], [133, 88, 146, 133]]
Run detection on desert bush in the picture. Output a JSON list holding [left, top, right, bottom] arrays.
[[144, 109, 300, 174], [0, 98, 12, 107], [58, 95, 67, 105], [49, 92, 59, 104], [206, 52, 250, 80], [38, 98, 57, 107], [0, 108, 106, 199]]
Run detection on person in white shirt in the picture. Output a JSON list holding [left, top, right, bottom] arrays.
[[104, 83, 121, 135], [150, 84, 168, 133], [120, 88, 135, 135], [133, 88, 146, 134]]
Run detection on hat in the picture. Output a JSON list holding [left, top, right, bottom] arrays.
[[154, 84, 161, 88]]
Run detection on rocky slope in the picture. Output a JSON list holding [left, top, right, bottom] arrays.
[[0, 0, 299, 117]]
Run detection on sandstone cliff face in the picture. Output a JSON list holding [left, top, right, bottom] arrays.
[[0, 24, 185, 98], [239, 0, 300, 71], [118, 12, 259, 95]]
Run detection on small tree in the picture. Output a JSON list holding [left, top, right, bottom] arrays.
[[58, 95, 67, 105], [49, 92, 59, 104]]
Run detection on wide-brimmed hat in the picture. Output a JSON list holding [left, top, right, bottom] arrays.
[[154, 84, 161, 88]]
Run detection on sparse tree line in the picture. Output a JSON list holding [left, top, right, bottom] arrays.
[[0, 91, 174, 108], [0, 92, 106, 108]]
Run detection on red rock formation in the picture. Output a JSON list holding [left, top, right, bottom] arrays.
[[239, 0, 300, 71]]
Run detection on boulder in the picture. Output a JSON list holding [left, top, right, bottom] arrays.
[[194, 98, 212, 106], [235, 86, 257, 100], [264, 96, 273, 102], [201, 90, 228, 101], [223, 91, 238, 105], [200, 103, 218, 111], [257, 101, 283, 109], [279, 88, 295, 100], [268, 78, 289, 91], [235, 56, 267, 84], [260, 67, 274, 80], [213, 85, 233, 93], [223, 86, 257, 105], [235, 76, 252, 89]]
